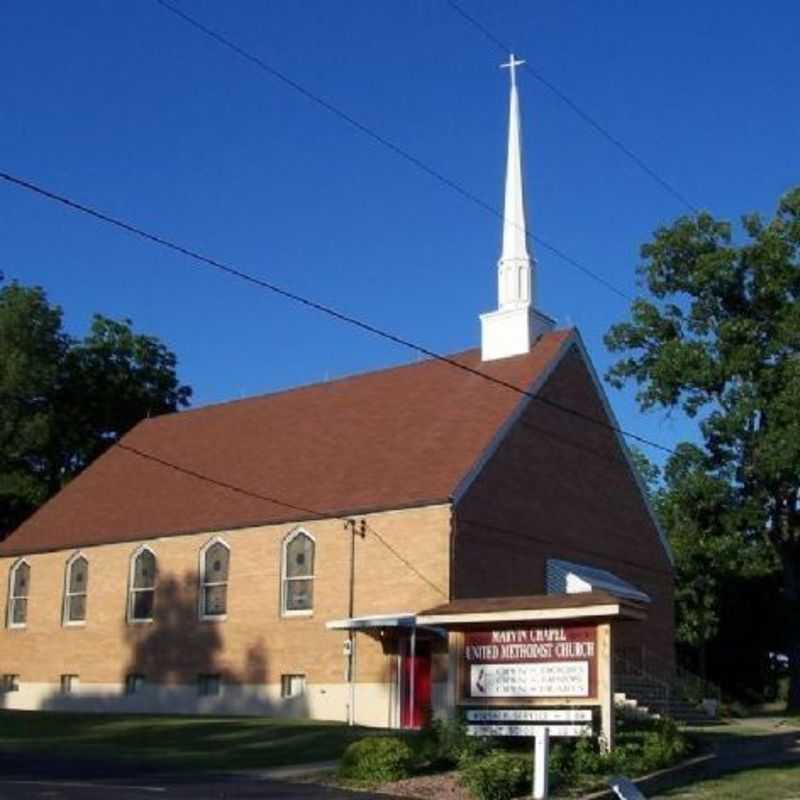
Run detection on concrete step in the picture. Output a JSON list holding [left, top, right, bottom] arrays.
[[615, 681, 715, 724]]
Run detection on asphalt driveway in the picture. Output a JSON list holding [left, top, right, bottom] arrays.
[[0, 752, 381, 800]]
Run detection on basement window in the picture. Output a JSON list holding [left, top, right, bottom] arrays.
[[1, 674, 19, 693], [125, 674, 146, 695], [280, 674, 306, 698], [198, 673, 221, 697], [60, 674, 79, 694]]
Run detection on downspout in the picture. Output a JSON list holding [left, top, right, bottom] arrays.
[[346, 518, 365, 726], [408, 622, 417, 728], [449, 502, 456, 601]]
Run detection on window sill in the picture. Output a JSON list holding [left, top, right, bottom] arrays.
[[63, 621, 86, 628], [281, 610, 314, 619], [127, 618, 154, 625], [7, 624, 26, 631], [199, 614, 228, 623]]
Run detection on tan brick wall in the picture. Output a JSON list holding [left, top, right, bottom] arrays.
[[0, 504, 451, 692], [453, 346, 675, 672]]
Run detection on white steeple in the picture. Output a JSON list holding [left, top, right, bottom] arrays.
[[498, 54, 532, 307], [480, 53, 554, 362]]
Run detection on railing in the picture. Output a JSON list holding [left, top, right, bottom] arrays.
[[613, 649, 673, 710], [614, 646, 721, 706], [674, 662, 722, 703]]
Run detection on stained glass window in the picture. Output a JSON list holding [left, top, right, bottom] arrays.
[[129, 549, 156, 622], [64, 556, 88, 623], [282, 531, 314, 614], [8, 560, 30, 627], [200, 540, 229, 618]]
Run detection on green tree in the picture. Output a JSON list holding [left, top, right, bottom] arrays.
[[653, 444, 776, 685], [0, 281, 192, 537], [606, 187, 800, 707]]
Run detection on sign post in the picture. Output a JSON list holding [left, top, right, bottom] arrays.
[[533, 727, 549, 800], [460, 622, 609, 800]]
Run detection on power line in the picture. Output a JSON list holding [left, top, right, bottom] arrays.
[[153, 0, 631, 302], [117, 442, 448, 598], [0, 169, 674, 456], [458, 516, 673, 579], [121, 441, 670, 588], [446, 0, 700, 215]]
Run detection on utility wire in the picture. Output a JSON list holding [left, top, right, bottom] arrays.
[[458, 516, 673, 579], [0, 169, 674, 456], [153, 0, 631, 302], [120, 442, 669, 585], [446, 0, 700, 215], [117, 442, 448, 598]]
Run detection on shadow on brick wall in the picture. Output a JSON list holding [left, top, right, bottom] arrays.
[[38, 570, 309, 718]]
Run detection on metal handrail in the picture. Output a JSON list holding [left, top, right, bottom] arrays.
[[613, 647, 721, 704]]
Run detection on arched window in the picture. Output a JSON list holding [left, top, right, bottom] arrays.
[[63, 554, 89, 624], [281, 530, 315, 615], [199, 539, 229, 619], [8, 559, 30, 628], [128, 547, 157, 622]]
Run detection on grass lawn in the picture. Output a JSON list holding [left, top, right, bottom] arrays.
[[0, 710, 378, 771], [657, 762, 800, 799]]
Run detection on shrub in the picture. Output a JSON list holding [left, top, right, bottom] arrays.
[[553, 720, 690, 783], [338, 736, 414, 783], [459, 750, 531, 800], [607, 743, 643, 775], [548, 743, 575, 787], [640, 718, 689, 771], [572, 736, 606, 775], [419, 718, 494, 767]]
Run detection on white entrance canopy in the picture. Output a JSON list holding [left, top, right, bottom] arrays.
[[326, 612, 417, 631]]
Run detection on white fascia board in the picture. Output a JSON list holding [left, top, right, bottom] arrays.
[[326, 613, 416, 630], [416, 603, 647, 627], [451, 331, 577, 505], [569, 331, 674, 567]]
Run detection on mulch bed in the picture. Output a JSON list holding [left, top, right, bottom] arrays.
[[375, 771, 472, 800]]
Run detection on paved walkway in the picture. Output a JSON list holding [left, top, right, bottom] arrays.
[[584, 717, 800, 799]]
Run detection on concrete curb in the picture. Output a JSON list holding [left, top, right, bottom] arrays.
[[578, 728, 800, 799], [579, 754, 715, 799]]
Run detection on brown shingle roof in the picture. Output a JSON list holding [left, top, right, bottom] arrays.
[[0, 330, 573, 557]]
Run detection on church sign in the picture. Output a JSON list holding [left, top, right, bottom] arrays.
[[464, 623, 598, 700], [465, 708, 593, 738]]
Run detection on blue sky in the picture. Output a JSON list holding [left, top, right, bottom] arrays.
[[2, 1, 798, 469]]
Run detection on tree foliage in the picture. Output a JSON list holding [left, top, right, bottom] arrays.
[[0, 281, 191, 537], [632, 443, 778, 692], [607, 187, 800, 704]]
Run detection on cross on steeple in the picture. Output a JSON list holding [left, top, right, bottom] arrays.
[[500, 53, 526, 87]]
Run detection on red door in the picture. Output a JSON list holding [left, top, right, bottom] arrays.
[[400, 640, 431, 729]]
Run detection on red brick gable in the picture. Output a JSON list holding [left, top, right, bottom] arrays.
[[452, 340, 674, 664]]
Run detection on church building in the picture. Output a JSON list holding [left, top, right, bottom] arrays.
[[0, 57, 674, 728]]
